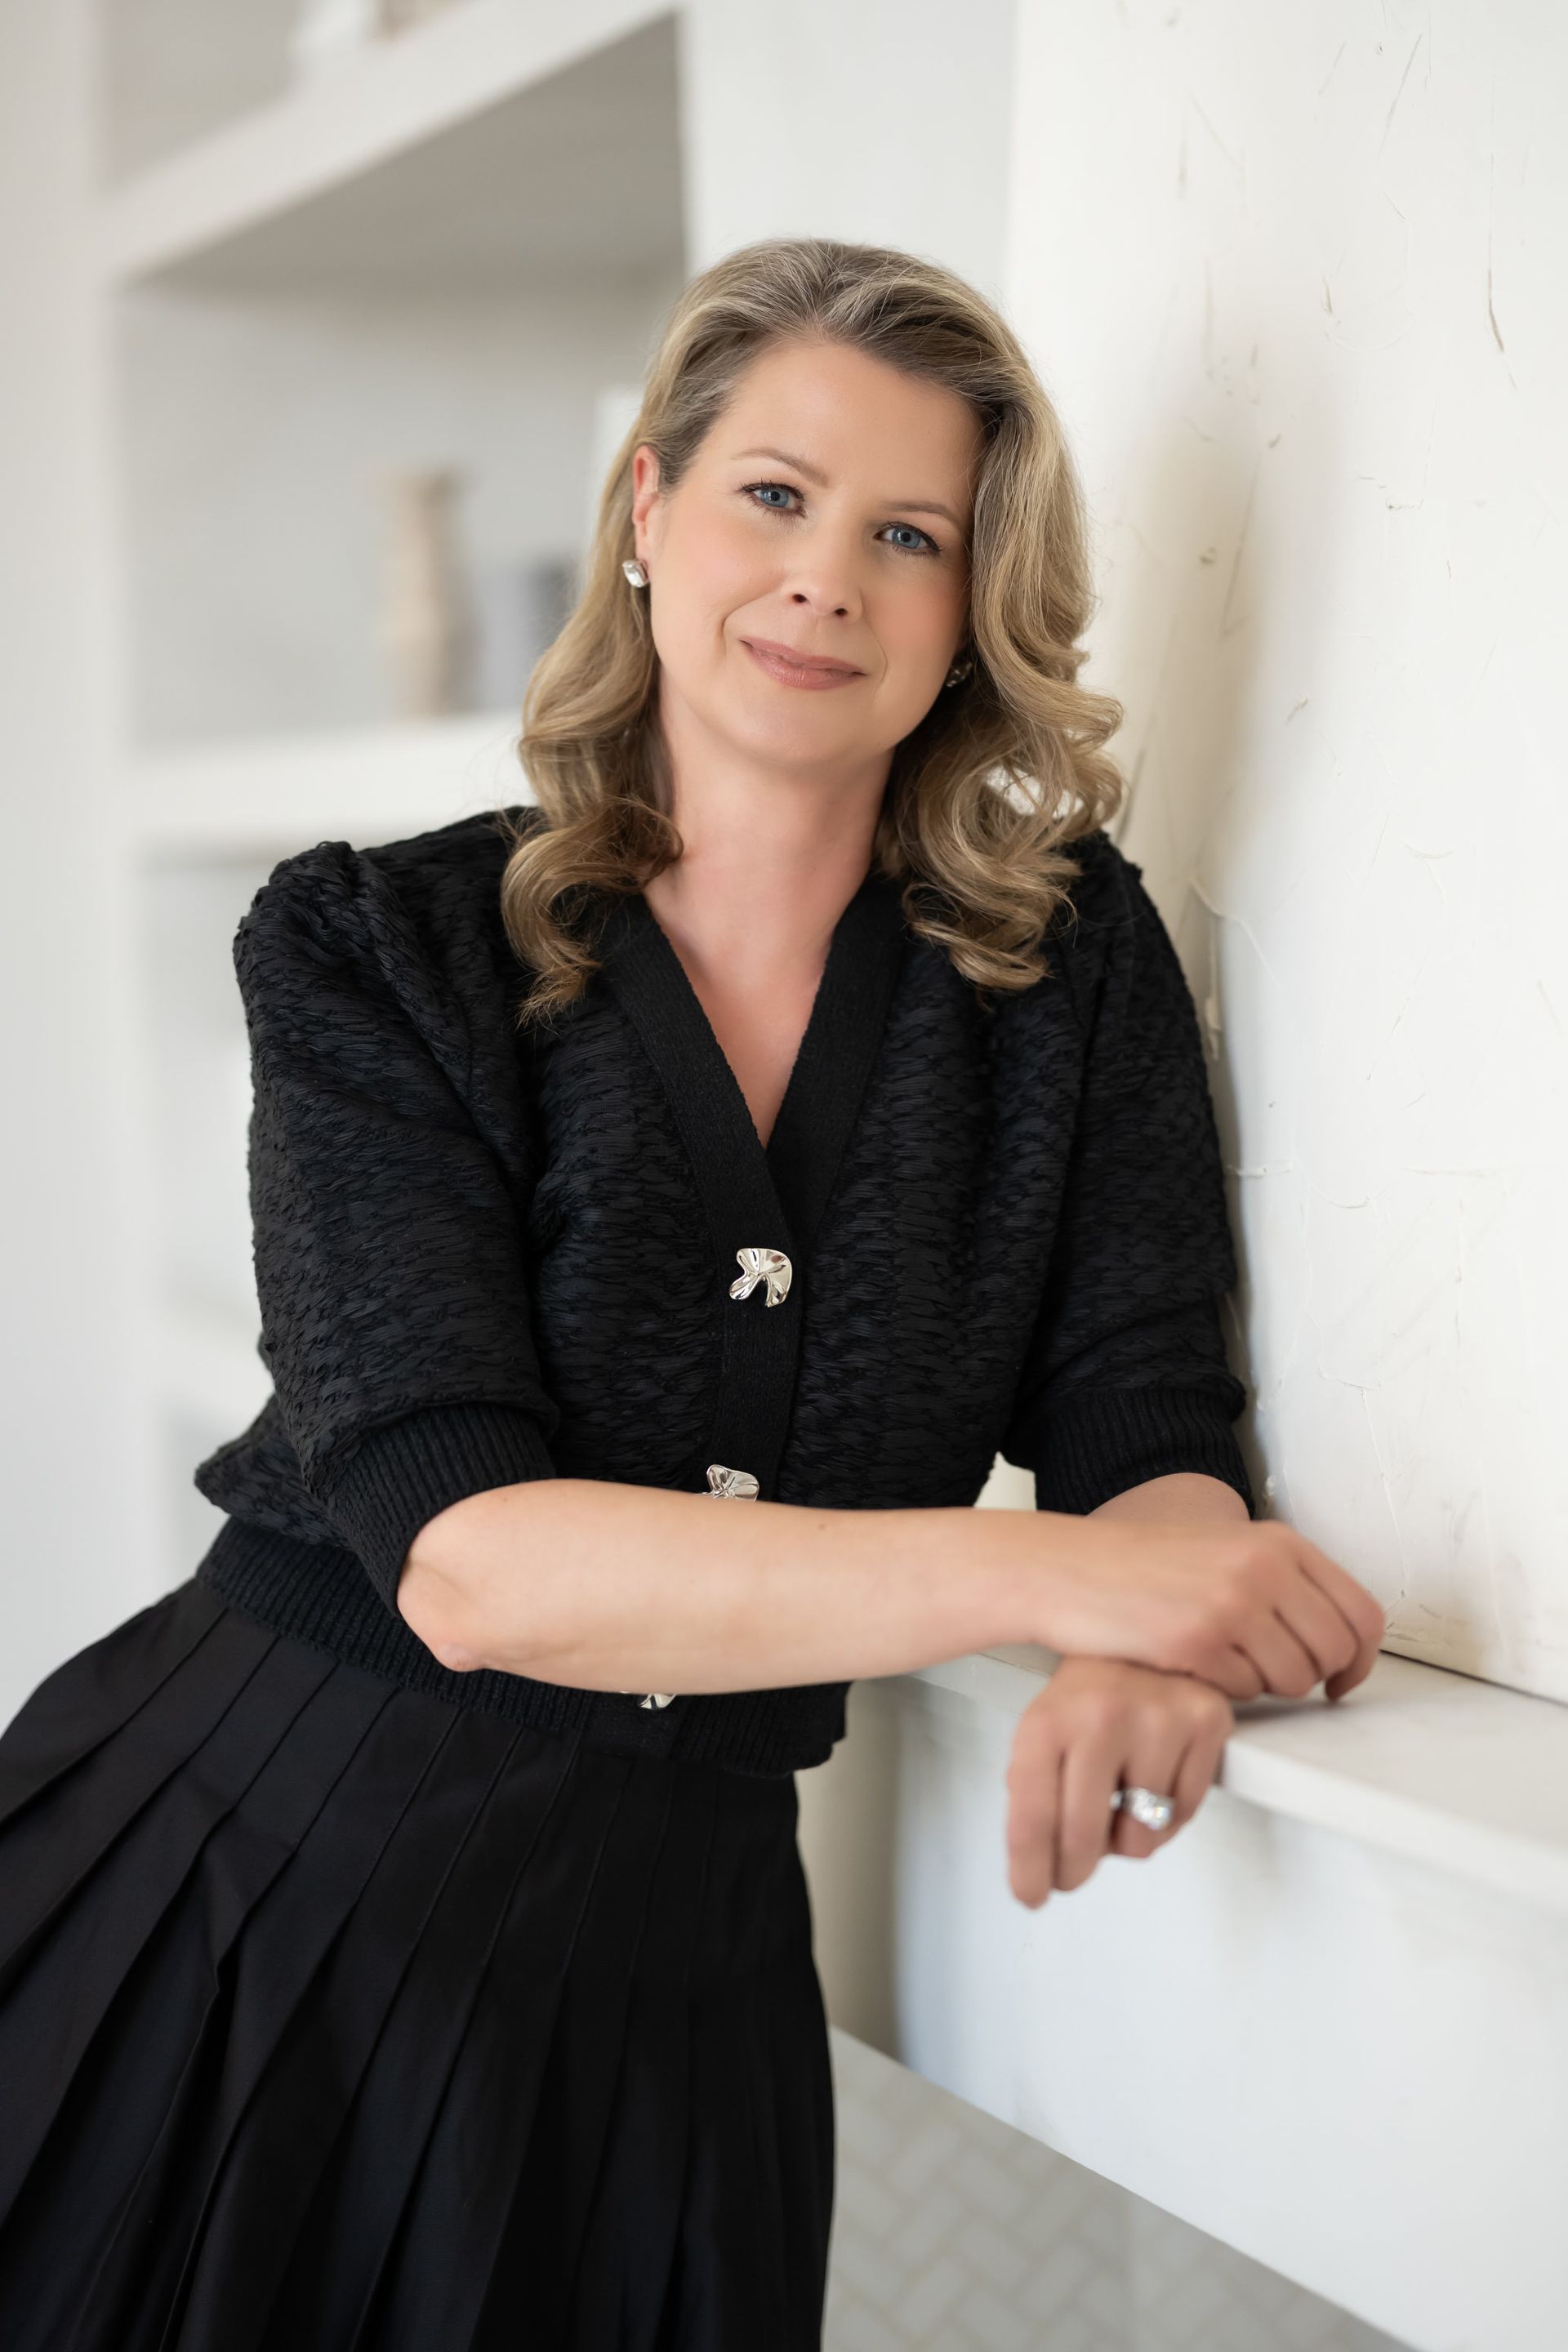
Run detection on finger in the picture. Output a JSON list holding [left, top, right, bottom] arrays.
[[1170, 1702, 1229, 1822], [1005, 1719, 1062, 1909], [1268, 1527, 1386, 1692], [1271, 1568, 1364, 1689], [1056, 1722, 1124, 1891], [1107, 1716, 1192, 1864], [1294, 1538, 1387, 1695], [1116, 1695, 1231, 1861], [1197, 1642, 1267, 1704], [1226, 1602, 1325, 1700]]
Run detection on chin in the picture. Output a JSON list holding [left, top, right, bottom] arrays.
[[739, 715, 866, 768], [710, 688, 846, 751]]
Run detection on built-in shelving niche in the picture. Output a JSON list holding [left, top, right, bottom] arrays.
[[100, 2, 688, 1578]]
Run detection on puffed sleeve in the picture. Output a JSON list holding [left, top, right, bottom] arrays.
[[234, 839, 561, 1610], [1000, 838, 1255, 1517]]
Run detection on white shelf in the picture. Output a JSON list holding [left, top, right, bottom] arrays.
[[117, 710, 534, 861], [97, 0, 675, 292], [915, 1639, 1568, 1919]]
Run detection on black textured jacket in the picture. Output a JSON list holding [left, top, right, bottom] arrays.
[[193, 803, 1254, 1776]]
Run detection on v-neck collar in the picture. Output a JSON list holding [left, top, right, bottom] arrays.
[[595, 861, 909, 1267]]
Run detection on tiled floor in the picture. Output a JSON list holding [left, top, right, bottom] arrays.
[[823, 2030, 1411, 2352]]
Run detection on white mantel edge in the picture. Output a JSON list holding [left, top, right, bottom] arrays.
[[906, 1641, 1568, 1922]]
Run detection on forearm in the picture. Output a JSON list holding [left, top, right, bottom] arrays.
[[1087, 1469, 1250, 1530], [401, 1477, 1110, 1695]]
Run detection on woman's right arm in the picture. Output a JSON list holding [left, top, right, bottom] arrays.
[[397, 1476, 1385, 1704], [235, 840, 1381, 1710]]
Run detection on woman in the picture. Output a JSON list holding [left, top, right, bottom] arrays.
[[0, 237, 1383, 2350]]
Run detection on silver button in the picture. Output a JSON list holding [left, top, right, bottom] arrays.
[[729, 1246, 792, 1307], [702, 1463, 760, 1500], [631, 1464, 761, 1705]]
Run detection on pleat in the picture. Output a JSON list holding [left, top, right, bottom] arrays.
[[0, 1646, 398, 2346], [656, 1778, 836, 2352], [354, 1744, 696, 2352], [0, 1619, 338, 2207], [554, 1758, 722, 2350], [0, 1604, 290, 1988], [185, 1711, 590, 2352], [482, 1753, 687, 2336], [0, 1579, 230, 1831], [92, 1699, 524, 2352], [761, 1931, 837, 2346], [0, 1583, 838, 2352]]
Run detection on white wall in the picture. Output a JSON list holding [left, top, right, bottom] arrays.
[[0, 0, 159, 1717], [1006, 0, 1568, 1703], [680, 0, 1018, 290], [118, 278, 682, 745], [808, 1669, 1566, 2352]]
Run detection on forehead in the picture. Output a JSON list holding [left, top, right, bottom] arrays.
[[709, 336, 982, 515]]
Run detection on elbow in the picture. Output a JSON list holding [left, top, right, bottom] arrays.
[[394, 1489, 497, 1671], [397, 1477, 565, 1676], [396, 1545, 484, 1673]]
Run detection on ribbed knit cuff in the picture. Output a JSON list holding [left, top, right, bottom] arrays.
[[1027, 1386, 1254, 1518], [311, 1401, 559, 1613]]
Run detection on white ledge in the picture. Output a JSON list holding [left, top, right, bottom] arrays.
[[908, 1642, 1568, 1918], [114, 711, 530, 861]]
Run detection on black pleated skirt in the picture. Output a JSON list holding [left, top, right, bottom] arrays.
[[0, 1575, 835, 2351]]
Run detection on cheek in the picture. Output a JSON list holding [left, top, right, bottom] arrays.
[[884, 577, 964, 677], [648, 548, 755, 680], [667, 510, 767, 627]]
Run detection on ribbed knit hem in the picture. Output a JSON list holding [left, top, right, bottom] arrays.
[[1025, 1385, 1255, 1517], [193, 1515, 841, 1779], [311, 1401, 561, 1612]]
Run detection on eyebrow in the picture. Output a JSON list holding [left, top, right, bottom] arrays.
[[730, 445, 966, 532]]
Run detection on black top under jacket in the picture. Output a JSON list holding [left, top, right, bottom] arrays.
[[192, 801, 1254, 1777]]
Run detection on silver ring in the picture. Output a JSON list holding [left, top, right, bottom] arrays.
[[1110, 1784, 1174, 1832]]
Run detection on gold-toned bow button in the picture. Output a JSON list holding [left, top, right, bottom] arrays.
[[633, 1464, 761, 1705], [729, 1246, 792, 1307]]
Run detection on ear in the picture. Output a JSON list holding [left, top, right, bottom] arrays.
[[629, 443, 663, 568]]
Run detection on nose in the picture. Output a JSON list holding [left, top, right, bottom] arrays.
[[789, 587, 855, 617], [778, 526, 865, 621]]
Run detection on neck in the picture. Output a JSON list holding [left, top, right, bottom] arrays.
[[644, 681, 889, 981]]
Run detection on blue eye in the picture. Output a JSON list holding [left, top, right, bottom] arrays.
[[740, 481, 941, 557], [884, 522, 938, 555]]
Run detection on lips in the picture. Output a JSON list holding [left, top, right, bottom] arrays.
[[742, 636, 865, 688]]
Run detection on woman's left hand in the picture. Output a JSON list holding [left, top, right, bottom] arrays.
[[1004, 1655, 1232, 1909]]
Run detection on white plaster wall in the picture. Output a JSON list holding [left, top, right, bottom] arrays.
[[1005, 0, 1568, 1702], [679, 0, 1018, 291]]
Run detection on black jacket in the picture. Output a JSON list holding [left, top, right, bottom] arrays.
[[193, 803, 1254, 1776]]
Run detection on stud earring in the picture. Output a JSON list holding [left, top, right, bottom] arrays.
[[622, 558, 648, 587], [944, 652, 973, 688]]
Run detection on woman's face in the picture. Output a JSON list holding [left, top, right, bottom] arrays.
[[630, 336, 982, 776]]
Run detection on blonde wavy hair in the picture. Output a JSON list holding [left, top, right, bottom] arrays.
[[496, 234, 1125, 1023]]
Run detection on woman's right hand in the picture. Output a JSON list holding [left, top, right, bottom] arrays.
[[1039, 1513, 1386, 1703]]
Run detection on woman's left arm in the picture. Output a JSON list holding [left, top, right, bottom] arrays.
[[1004, 1472, 1247, 1908]]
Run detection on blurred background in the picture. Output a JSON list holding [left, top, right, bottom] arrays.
[[2, 5, 1565, 2347]]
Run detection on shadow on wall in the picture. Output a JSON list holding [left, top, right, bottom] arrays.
[[797, 1675, 902, 2054], [1101, 315, 1344, 1534]]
